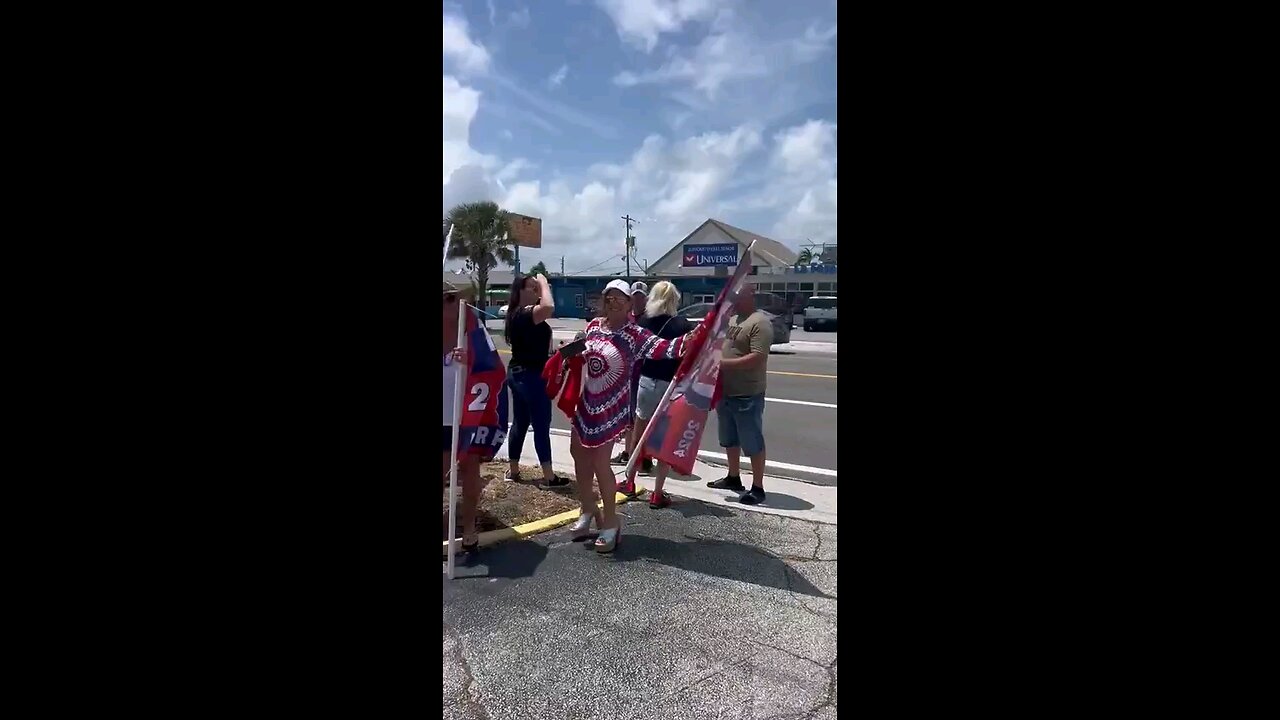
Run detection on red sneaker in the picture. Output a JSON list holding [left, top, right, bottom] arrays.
[[618, 480, 638, 499], [649, 490, 671, 509]]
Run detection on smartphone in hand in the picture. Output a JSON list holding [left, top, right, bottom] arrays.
[[560, 338, 587, 358]]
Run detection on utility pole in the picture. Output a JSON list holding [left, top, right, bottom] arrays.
[[622, 214, 635, 282], [561, 256, 565, 276]]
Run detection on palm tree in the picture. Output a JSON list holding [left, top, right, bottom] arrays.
[[797, 247, 814, 265], [445, 201, 516, 307], [527, 261, 550, 277]]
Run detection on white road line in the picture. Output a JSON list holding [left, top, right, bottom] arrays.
[[695, 449, 839, 478], [546, 428, 838, 478], [765, 397, 836, 409]]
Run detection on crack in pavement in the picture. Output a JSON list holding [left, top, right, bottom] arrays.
[[760, 655, 837, 720], [620, 657, 754, 720], [747, 638, 828, 668], [443, 622, 491, 720], [782, 565, 838, 622]]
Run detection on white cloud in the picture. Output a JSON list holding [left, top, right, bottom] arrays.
[[614, 18, 834, 101], [772, 119, 836, 180], [613, 25, 769, 100], [508, 6, 531, 27], [491, 124, 765, 271], [488, 73, 617, 139], [443, 76, 500, 213], [496, 158, 536, 184], [594, 0, 725, 52], [443, 12, 490, 75], [486, 0, 496, 25], [548, 64, 569, 88]]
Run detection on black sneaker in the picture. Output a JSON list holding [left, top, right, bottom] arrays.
[[707, 475, 744, 491], [739, 486, 766, 505], [641, 458, 654, 474], [610, 451, 630, 466]]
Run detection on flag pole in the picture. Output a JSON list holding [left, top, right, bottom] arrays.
[[446, 295, 466, 579], [625, 239, 755, 481], [625, 373, 681, 480]]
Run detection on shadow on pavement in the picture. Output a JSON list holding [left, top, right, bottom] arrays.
[[453, 539, 549, 580], [738, 491, 814, 511], [669, 500, 736, 519], [612, 535, 832, 599]]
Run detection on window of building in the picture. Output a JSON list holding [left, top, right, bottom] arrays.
[[786, 282, 799, 291], [817, 283, 833, 292], [800, 282, 814, 291]]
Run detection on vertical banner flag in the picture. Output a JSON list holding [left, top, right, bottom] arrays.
[[644, 244, 754, 475], [444, 305, 509, 460]]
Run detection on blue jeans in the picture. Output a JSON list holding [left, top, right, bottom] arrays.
[[506, 367, 553, 465], [716, 393, 766, 457]]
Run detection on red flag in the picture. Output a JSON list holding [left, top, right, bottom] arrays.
[[643, 245, 754, 474]]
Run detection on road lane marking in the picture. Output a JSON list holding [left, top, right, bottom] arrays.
[[546, 428, 837, 478], [768, 370, 836, 379], [766, 397, 836, 408], [695, 449, 839, 478]]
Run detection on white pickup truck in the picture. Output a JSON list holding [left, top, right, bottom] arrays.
[[803, 296, 837, 331]]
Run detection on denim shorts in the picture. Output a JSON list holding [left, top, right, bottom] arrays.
[[716, 393, 766, 456], [635, 376, 670, 420]]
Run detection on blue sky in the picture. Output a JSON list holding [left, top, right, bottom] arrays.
[[444, 0, 837, 275]]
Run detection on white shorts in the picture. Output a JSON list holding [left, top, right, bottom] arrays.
[[635, 376, 670, 420]]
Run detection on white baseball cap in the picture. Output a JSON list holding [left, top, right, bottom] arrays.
[[630, 281, 648, 297], [604, 279, 632, 296]]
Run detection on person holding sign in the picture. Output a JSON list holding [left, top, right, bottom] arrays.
[[566, 279, 703, 553], [443, 281, 508, 554]]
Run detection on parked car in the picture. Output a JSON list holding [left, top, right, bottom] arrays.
[[803, 296, 837, 331], [677, 293, 791, 346], [497, 304, 508, 319]]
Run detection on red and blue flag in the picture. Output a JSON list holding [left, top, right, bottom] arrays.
[[644, 245, 754, 475], [447, 304, 508, 460]]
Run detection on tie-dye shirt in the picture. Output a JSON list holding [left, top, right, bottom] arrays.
[[573, 317, 696, 448]]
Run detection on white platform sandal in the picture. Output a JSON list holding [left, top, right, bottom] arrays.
[[594, 518, 623, 553], [569, 512, 599, 540]]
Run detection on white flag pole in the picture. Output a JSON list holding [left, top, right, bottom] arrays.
[[625, 240, 755, 480], [444, 224, 453, 268], [446, 296, 466, 579]]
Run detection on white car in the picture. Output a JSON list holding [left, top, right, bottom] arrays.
[[803, 296, 837, 331], [497, 305, 508, 319]]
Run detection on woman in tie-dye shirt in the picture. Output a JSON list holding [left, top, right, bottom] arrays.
[[566, 279, 703, 553]]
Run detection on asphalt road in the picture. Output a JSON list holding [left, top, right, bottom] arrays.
[[486, 319, 840, 485], [443, 499, 838, 720]]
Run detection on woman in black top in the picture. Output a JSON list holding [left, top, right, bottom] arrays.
[[502, 274, 568, 486], [623, 281, 692, 508]]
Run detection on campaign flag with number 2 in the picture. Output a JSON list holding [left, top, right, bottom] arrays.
[[643, 244, 754, 475], [443, 304, 509, 460]]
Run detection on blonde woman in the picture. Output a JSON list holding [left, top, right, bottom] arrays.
[[621, 281, 694, 508]]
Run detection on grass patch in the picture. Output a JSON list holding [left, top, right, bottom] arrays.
[[441, 462, 584, 539]]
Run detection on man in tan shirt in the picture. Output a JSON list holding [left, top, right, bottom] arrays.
[[706, 291, 773, 505]]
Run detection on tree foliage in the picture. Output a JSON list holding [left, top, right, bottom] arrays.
[[445, 201, 516, 306]]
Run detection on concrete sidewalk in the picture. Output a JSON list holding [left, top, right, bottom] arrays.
[[539, 429, 837, 525]]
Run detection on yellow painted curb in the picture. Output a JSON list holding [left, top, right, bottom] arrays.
[[442, 491, 638, 556]]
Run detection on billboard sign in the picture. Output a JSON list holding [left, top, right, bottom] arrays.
[[507, 213, 542, 248], [682, 243, 739, 267]]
